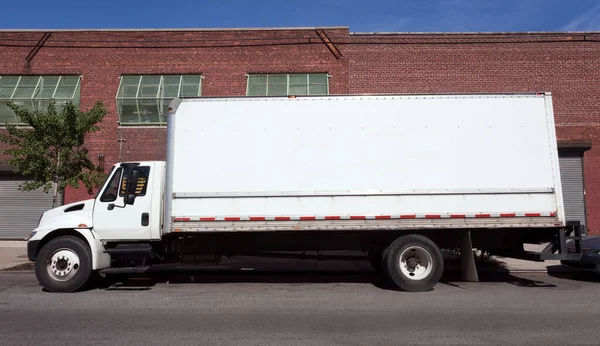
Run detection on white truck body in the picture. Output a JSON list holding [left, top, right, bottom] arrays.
[[166, 94, 564, 232]]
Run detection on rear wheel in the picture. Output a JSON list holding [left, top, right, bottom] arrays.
[[35, 236, 93, 293], [383, 234, 443, 292]]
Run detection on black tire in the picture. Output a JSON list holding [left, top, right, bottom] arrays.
[[35, 236, 93, 293], [383, 234, 444, 292]]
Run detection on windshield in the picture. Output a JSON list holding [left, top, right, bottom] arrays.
[[95, 167, 122, 200], [100, 168, 123, 202]]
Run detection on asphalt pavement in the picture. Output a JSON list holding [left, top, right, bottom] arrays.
[[1, 269, 600, 345]]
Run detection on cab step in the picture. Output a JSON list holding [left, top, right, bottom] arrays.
[[99, 266, 151, 274], [104, 244, 153, 255]]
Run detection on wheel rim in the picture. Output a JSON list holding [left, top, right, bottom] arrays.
[[46, 248, 81, 282], [399, 246, 433, 280]]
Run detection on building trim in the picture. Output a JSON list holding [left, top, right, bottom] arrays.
[[0, 26, 349, 33], [557, 140, 592, 152], [350, 31, 600, 35]]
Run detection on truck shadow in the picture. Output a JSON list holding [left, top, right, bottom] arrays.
[[98, 269, 397, 291], [93, 265, 564, 292], [546, 265, 600, 283], [441, 269, 558, 289]]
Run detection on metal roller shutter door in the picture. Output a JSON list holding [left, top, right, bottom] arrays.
[[559, 152, 587, 234], [0, 175, 62, 239]]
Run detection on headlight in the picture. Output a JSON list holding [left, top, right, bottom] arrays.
[[25, 231, 37, 241]]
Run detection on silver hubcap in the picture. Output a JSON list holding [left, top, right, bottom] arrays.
[[399, 246, 433, 280], [46, 248, 80, 281]]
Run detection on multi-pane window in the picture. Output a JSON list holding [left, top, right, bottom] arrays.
[[116, 75, 202, 125], [246, 73, 329, 96], [0, 75, 81, 124]]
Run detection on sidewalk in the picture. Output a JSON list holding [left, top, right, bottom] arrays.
[[0, 241, 29, 270], [0, 240, 566, 273], [492, 256, 562, 272]]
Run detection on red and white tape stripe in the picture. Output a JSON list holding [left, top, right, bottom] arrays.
[[173, 212, 556, 222]]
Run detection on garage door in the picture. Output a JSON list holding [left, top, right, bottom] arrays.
[[0, 174, 62, 239], [559, 152, 587, 235]]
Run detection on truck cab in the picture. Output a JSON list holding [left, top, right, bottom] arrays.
[[26, 161, 164, 292], [92, 161, 164, 241]]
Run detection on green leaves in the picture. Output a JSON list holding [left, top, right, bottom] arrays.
[[0, 100, 108, 198]]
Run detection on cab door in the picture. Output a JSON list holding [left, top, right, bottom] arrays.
[[93, 163, 154, 241]]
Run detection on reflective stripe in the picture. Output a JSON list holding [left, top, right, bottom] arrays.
[[171, 212, 558, 222]]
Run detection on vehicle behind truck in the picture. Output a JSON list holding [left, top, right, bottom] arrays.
[[26, 93, 582, 293]]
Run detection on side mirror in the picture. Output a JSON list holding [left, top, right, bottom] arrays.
[[124, 193, 136, 205], [124, 170, 141, 206], [127, 170, 141, 195]]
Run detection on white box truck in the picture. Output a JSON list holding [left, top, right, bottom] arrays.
[[26, 93, 582, 292]]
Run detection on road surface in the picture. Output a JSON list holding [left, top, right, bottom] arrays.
[[1, 268, 599, 345]]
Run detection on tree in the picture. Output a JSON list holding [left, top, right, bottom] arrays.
[[0, 100, 108, 208]]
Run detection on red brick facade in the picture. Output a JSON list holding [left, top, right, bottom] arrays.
[[1, 28, 599, 233], [344, 32, 600, 234]]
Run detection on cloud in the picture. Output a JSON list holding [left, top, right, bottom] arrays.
[[562, 3, 600, 31]]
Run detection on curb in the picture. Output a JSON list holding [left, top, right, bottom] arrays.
[[0, 262, 34, 272], [0, 270, 33, 274]]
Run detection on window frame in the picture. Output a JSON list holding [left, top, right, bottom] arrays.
[[0, 75, 81, 125], [119, 166, 151, 197], [116, 74, 202, 126], [245, 73, 330, 97]]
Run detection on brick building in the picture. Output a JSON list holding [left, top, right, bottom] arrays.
[[0, 27, 598, 238]]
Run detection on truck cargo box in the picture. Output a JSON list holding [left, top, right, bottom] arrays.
[[165, 94, 564, 233]]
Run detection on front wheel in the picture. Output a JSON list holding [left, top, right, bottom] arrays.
[[34, 236, 93, 293], [384, 234, 444, 292]]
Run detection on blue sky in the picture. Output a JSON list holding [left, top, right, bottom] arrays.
[[1, 0, 599, 32]]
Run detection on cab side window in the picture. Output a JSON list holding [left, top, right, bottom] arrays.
[[100, 168, 123, 202], [120, 166, 150, 197]]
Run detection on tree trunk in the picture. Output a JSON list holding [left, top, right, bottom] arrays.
[[52, 150, 61, 209]]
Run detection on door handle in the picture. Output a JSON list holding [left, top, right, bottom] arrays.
[[141, 212, 149, 226]]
